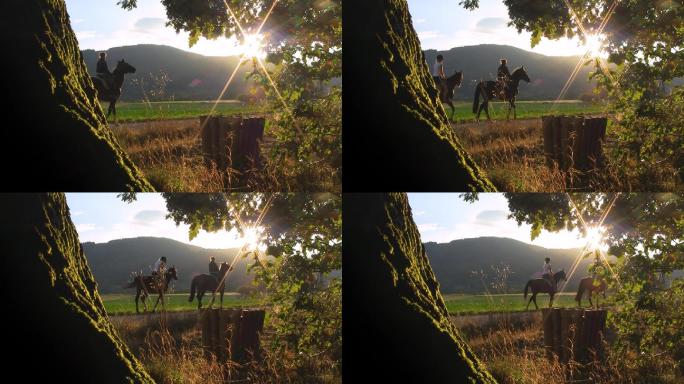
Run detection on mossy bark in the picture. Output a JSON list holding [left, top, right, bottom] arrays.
[[3, 193, 153, 383], [0, 1, 152, 191], [344, 193, 496, 382], [344, 1, 494, 191]]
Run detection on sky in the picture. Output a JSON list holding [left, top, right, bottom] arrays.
[[66, 193, 249, 249], [65, 0, 243, 56], [408, 193, 589, 250], [407, 0, 592, 57]]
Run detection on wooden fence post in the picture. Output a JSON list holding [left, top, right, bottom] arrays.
[[542, 116, 607, 172], [199, 115, 265, 179], [542, 308, 607, 364]]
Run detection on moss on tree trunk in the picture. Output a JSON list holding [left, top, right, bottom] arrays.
[[344, 1, 494, 191], [0, 0, 151, 191], [344, 193, 496, 382], [3, 193, 153, 383]]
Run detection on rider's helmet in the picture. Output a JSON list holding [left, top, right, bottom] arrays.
[[210, 256, 215, 261], [99, 52, 106, 59], [545, 257, 551, 262], [436, 54, 444, 62], [161, 256, 167, 262], [500, 58, 507, 65]]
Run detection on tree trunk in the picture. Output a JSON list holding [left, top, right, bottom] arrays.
[[344, 1, 494, 191], [3, 193, 153, 383], [344, 193, 496, 382], [0, 1, 152, 191]]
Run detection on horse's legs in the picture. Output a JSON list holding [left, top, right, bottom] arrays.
[[526, 294, 535, 310], [506, 101, 512, 120], [448, 101, 455, 122], [549, 293, 554, 308], [197, 291, 204, 309], [588, 294, 593, 308], [220, 289, 225, 308], [135, 290, 140, 314], [484, 101, 491, 121], [512, 100, 517, 120]]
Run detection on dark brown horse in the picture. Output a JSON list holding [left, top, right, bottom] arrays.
[[91, 59, 136, 121], [575, 277, 607, 308], [524, 269, 567, 310], [472, 66, 530, 122], [436, 70, 464, 121], [188, 262, 232, 309], [125, 266, 178, 314]]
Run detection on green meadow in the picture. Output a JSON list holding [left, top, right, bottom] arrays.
[[444, 293, 581, 314], [102, 293, 262, 314], [102, 100, 268, 122], [445, 100, 607, 122]]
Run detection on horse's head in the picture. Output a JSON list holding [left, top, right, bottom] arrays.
[[115, 59, 136, 74], [167, 265, 178, 280], [451, 70, 464, 88], [219, 262, 232, 275], [555, 269, 567, 282], [513, 66, 530, 83]]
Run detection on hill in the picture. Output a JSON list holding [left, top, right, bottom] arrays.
[[82, 44, 256, 101], [82, 237, 254, 293], [424, 44, 597, 100], [425, 237, 611, 294]]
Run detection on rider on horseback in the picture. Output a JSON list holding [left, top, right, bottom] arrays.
[[496, 58, 510, 98], [152, 256, 167, 276], [209, 257, 219, 280], [433, 54, 448, 99], [542, 257, 555, 290], [96, 52, 113, 91]]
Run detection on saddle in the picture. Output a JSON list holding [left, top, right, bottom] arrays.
[[495, 78, 508, 98], [95, 73, 114, 91]]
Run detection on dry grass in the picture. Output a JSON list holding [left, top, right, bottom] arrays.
[[110, 312, 341, 383], [454, 117, 674, 192], [110, 119, 339, 192], [463, 317, 680, 384]]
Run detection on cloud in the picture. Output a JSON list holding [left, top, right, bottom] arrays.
[[75, 31, 98, 40], [133, 17, 166, 33], [417, 30, 443, 40], [417, 223, 441, 232], [133, 210, 167, 225], [76, 223, 97, 232], [475, 210, 509, 224], [475, 17, 508, 32]]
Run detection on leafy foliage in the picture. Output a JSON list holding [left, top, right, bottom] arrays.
[[503, 193, 684, 379], [161, 193, 342, 381]]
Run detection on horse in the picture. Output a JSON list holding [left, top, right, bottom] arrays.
[[91, 59, 136, 122], [472, 66, 531, 122], [436, 70, 464, 121], [188, 262, 232, 309], [125, 266, 178, 314], [523, 269, 567, 310], [575, 277, 607, 308]]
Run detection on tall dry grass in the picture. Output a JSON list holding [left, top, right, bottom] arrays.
[[464, 316, 679, 384], [454, 118, 673, 192], [110, 312, 341, 384]]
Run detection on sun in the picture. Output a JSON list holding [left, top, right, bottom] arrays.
[[584, 226, 606, 251], [238, 33, 266, 59], [582, 34, 606, 58], [240, 227, 266, 252]]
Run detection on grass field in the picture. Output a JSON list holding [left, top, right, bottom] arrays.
[[102, 292, 262, 314], [445, 100, 607, 122], [444, 293, 580, 314], [103, 100, 267, 122]]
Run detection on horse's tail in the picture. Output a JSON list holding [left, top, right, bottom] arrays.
[[473, 81, 481, 114], [524, 280, 531, 300], [189, 277, 197, 302], [575, 281, 585, 303]]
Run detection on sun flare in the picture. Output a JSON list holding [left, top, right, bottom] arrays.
[[240, 227, 266, 252], [238, 33, 267, 59], [582, 34, 606, 58], [584, 226, 606, 251]]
